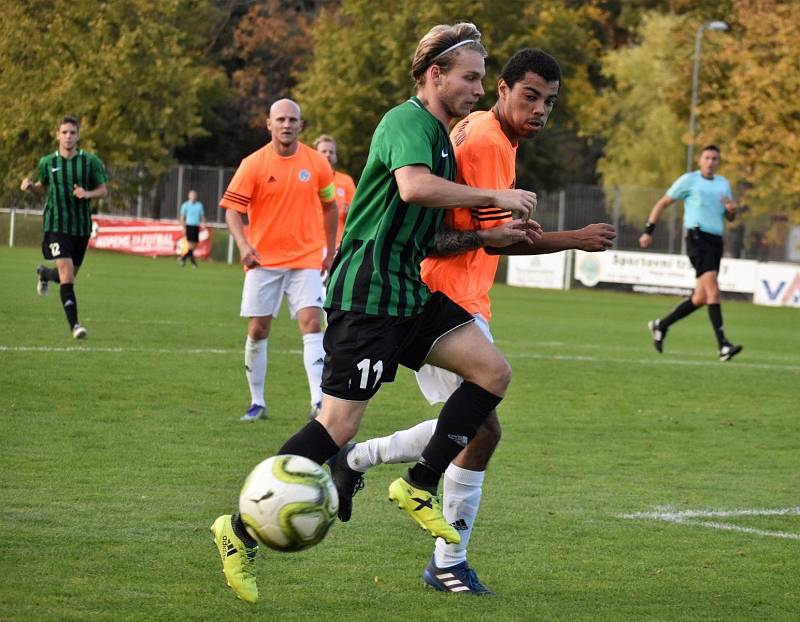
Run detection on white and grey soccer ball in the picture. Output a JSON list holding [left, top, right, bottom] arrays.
[[239, 455, 339, 552]]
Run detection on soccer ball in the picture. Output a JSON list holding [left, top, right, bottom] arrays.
[[239, 454, 339, 552]]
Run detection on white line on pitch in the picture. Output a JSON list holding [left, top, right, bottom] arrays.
[[2, 345, 800, 371], [618, 506, 800, 541], [691, 521, 800, 541], [620, 507, 800, 520], [504, 351, 800, 372]]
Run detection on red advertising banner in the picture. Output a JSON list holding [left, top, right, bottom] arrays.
[[89, 215, 211, 259]]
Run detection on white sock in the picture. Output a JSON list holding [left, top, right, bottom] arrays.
[[244, 336, 267, 407], [302, 331, 325, 406], [434, 463, 485, 568], [347, 418, 437, 472]]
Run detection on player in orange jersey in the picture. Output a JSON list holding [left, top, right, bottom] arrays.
[[313, 134, 356, 249], [330, 49, 616, 594], [221, 99, 338, 422]]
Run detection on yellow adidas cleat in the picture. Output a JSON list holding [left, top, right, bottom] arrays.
[[210, 514, 259, 604], [388, 477, 460, 544]]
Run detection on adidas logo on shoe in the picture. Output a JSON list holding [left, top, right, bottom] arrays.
[[222, 535, 238, 558]]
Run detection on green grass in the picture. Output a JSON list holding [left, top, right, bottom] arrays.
[[1, 246, 798, 621]]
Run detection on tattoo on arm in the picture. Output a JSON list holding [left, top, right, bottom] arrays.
[[430, 223, 482, 257]]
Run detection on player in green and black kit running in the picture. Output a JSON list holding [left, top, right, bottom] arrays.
[[21, 115, 108, 339], [211, 22, 542, 604]]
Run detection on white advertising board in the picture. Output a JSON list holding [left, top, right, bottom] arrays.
[[573, 250, 757, 294], [753, 262, 800, 307], [507, 252, 568, 290]]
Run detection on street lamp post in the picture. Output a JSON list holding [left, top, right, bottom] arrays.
[[681, 20, 727, 254], [686, 20, 728, 172]]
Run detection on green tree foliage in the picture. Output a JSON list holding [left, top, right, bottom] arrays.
[[701, 0, 800, 227], [590, 12, 690, 220], [0, 0, 225, 206], [295, 0, 605, 191]]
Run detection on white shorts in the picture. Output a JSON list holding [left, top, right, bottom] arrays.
[[415, 313, 493, 405], [240, 267, 324, 319]]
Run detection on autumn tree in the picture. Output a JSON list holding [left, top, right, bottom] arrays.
[[701, 0, 800, 228], [590, 13, 691, 220], [0, 0, 225, 206], [295, 0, 605, 191]]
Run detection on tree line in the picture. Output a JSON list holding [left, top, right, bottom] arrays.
[[2, 0, 797, 229]]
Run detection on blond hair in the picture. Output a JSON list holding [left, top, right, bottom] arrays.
[[313, 134, 336, 149], [411, 22, 486, 86]]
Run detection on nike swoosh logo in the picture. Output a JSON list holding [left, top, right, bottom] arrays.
[[52, 168, 60, 173], [441, 150, 449, 158]]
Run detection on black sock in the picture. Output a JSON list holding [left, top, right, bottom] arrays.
[[278, 419, 339, 465], [708, 303, 727, 348], [231, 513, 259, 548], [45, 268, 60, 282], [60, 283, 78, 328], [408, 381, 502, 490], [660, 297, 698, 330], [189, 250, 197, 266]]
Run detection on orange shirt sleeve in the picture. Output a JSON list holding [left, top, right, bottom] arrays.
[[220, 156, 257, 213], [315, 153, 335, 200]]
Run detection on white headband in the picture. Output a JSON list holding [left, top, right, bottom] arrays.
[[432, 39, 477, 61]]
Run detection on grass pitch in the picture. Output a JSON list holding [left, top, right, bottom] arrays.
[[1, 246, 798, 621]]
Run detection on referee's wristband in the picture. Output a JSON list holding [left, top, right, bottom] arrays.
[[644, 222, 656, 235]]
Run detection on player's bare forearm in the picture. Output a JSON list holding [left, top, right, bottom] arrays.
[[486, 224, 615, 255], [429, 224, 482, 257], [322, 200, 338, 258], [224, 208, 250, 250], [431, 219, 543, 257], [394, 165, 536, 219], [21, 178, 44, 194], [647, 195, 673, 224]]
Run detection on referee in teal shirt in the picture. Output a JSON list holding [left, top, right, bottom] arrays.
[[179, 189, 205, 267], [640, 145, 742, 361]]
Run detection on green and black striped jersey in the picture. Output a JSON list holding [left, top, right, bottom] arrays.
[[325, 97, 456, 317], [37, 149, 107, 236]]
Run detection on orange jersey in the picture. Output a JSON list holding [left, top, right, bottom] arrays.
[[220, 142, 335, 269], [333, 170, 356, 247], [420, 110, 516, 320]]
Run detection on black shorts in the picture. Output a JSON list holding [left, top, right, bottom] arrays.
[[686, 228, 723, 277], [185, 225, 200, 243], [321, 291, 474, 401], [41, 232, 90, 266]]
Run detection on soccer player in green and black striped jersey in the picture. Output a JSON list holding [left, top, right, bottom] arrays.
[[21, 115, 108, 339], [210, 23, 542, 605]]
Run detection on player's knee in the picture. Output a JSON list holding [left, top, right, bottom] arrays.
[[248, 321, 270, 340], [484, 357, 512, 395], [299, 319, 321, 334]]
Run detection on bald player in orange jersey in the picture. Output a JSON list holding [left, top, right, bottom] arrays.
[[222, 98, 338, 423], [313, 134, 356, 249], [329, 49, 616, 594]]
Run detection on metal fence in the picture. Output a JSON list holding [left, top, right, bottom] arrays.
[[111, 164, 237, 223], [4, 164, 798, 263]]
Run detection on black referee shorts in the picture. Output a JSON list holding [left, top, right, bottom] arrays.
[[686, 228, 723, 277], [41, 232, 90, 267], [321, 291, 474, 401], [185, 225, 200, 243]]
